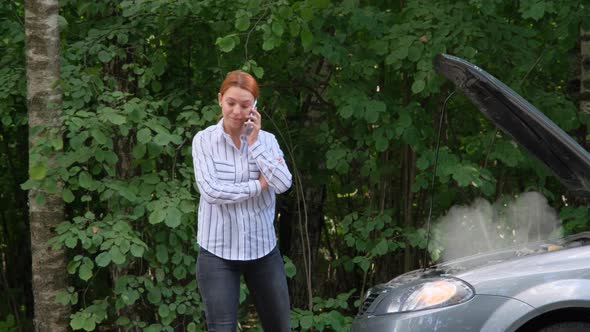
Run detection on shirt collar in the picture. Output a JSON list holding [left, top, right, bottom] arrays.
[[216, 118, 248, 143], [215, 118, 227, 143]]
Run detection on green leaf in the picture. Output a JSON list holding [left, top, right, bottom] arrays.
[[34, 192, 46, 206], [352, 256, 370, 272], [407, 44, 423, 62], [300, 27, 313, 50], [159, 304, 170, 318], [411, 79, 425, 94], [51, 137, 63, 150], [262, 37, 276, 51], [82, 315, 96, 331], [165, 207, 182, 228], [147, 287, 162, 304], [252, 65, 264, 79], [67, 260, 81, 274], [91, 129, 107, 145], [70, 313, 86, 330], [283, 256, 297, 278], [117, 32, 128, 44], [78, 172, 93, 189], [216, 36, 236, 53], [156, 245, 169, 264], [370, 39, 389, 56], [326, 148, 347, 170], [338, 105, 354, 119], [1, 115, 11, 126], [95, 252, 111, 267], [236, 16, 250, 31], [300, 315, 314, 329], [137, 128, 152, 143], [20, 179, 37, 190], [521, 1, 545, 20], [272, 21, 284, 36], [98, 50, 112, 63], [63, 188, 75, 203], [289, 21, 300, 36], [374, 135, 389, 152], [173, 266, 187, 279], [109, 246, 126, 265], [78, 261, 93, 281], [122, 289, 139, 305], [107, 113, 126, 125], [115, 316, 130, 326], [55, 290, 71, 305], [153, 133, 171, 146], [364, 108, 379, 123], [132, 144, 146, 159], [391, 46, 409, 60], [452, 164, 476, 187], [149, 209, 166, 225], [119, 239, 130, 254], [65, 236, 78, 249], [30, 163, 47, 180], [187, 322, 197, 332], [395, 111, 412, 134], [464, 46, 477, 58], [130, 244, 145, 258], [373, 239, 388, 256], [490, 140, 523, 167]]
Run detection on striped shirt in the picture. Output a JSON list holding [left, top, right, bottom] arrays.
[[192, 119, 292, 260]]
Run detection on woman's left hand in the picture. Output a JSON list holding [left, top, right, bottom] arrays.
[[246, 108, 261, 145]]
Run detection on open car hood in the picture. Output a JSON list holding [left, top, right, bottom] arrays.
[[434, 54, 590, 197]]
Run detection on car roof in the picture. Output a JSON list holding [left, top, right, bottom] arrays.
[[434, 54, 590, 197]]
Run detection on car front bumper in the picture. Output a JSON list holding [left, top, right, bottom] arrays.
[[351, 294, 534, 332]]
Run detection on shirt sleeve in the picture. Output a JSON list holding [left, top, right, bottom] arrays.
[[192, 133, 262, 204], [248, 133, 293, 194]]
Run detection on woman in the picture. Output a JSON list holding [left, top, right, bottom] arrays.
[[192, 70, 292, 332]]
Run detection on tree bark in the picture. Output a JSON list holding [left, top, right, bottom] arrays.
[[401, 144, 416, 271], [25, 0, 70, 331], [581, 28, 590, 116]]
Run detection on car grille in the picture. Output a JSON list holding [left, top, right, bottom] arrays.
[[358, 290, 381, 316]]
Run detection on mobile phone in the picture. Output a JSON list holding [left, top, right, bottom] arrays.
[[245, 99, 257, 135]]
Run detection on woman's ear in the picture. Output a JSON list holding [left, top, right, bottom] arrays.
[[218, 93, 223, 107]]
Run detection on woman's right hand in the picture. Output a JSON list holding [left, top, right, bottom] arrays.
[[259, 174, 268, 190]]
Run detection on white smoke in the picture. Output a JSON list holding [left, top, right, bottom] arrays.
[[431, 192, 562, 262]]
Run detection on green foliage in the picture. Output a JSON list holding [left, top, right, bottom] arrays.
[[291, 290, 355, 331], [0, 1, 33, 330], [283, 255, 297, 278], [0, 314, 17, 332], [561, 206, 590, 235], [4, 0, 590, 329]]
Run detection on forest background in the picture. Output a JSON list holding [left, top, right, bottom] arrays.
[[2, 0, 590, 331]]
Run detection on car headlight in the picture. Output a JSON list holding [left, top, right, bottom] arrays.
[[368, 277, 474, 315]]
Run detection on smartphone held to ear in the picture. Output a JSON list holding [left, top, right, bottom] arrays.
[[245, 99, 257, 135]]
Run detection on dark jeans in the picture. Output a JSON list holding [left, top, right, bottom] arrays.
[[196, 246, 291, 332]]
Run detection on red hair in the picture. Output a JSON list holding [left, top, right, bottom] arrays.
[[219, 70, 259, 99]]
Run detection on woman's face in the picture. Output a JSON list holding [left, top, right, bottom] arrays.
[[218, 86, 255, 133]]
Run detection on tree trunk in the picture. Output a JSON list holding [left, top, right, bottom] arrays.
[[25, 0, 70, 331], [577, 27, 590, 207], [581, 28, 590, 116], [400, 72, 417, 272], [401, 144, 416, 271]]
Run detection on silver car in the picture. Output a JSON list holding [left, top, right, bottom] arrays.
[[351, 54, 590, 332]]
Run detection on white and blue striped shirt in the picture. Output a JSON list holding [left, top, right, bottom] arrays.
[[192, 119, 292, 260]]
